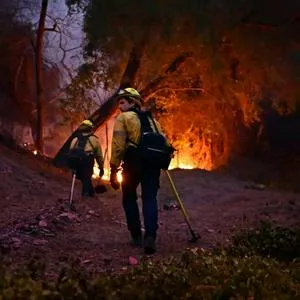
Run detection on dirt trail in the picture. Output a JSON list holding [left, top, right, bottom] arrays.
[[0, 144, 299, 277]]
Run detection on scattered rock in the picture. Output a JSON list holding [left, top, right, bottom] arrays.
[[43, 232, 55, 237], [11, 237, 21, 243], [128, 256, 139, 265], [33, 239, 48, 246], [87, 210, 100, 217], [163, 202, 179, 211], [58, 212, 81, 223], [11, 237, 22, 248], [81, 259, 92, 265], [38, 220, 48, 227], [244, 183, 266, 190]]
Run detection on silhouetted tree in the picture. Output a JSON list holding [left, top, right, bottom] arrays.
[[64, 0, 299, 168]]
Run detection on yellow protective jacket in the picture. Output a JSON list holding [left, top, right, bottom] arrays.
[[70, 132, 104, 168], [110, 111, 167, 167]]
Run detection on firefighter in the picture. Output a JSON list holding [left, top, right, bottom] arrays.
[[110, 87, 169, 254], [69, 120, 104, 197]]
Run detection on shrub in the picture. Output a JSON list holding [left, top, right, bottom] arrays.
[[1, 248, 300, 299], [230, 221, 300, 261], [1, 222, 300, 299]]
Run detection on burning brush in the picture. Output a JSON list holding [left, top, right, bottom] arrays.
[[92, 163, 122, 194]]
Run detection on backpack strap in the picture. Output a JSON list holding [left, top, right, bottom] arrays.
[[87, 135, 97, 153], [75, 133, 95, 152], [147, 114, 159, 133], [75, 134, 88, 148], [136, 111, 157, 133], [126, 111, 158, 147]]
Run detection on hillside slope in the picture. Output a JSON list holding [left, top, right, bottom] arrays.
[[0, 143, 299, 278]]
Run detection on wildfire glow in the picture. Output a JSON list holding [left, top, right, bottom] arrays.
[[92, 164, 123, 183], [89, 141, 203, 185], [117, 172, 123, 183], [169, 153, 196, 170], [169, 162, 194, 169], [92, 154, 195, 183], [92, 165, 109, 180]]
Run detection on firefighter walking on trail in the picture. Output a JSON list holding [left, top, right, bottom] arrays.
[[110, 87, 174, 254], [69, 120, 104, 197]]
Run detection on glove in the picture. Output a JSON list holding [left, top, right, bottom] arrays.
[[99, 167, 104, 178], [168, 145, 176, 158], [110, 165, 120, 190]]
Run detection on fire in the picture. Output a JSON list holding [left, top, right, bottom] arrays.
[[92, 165, 109, 180], [90, 143, 202, 184], [92, 164, 123, 183], [117, 172, 123, 183], [23, 143, 38, 156], [92, 154, 195, 183], [91, 146, 200, 182], [169, 152, 196, 170], [169, 162, 194, 169]]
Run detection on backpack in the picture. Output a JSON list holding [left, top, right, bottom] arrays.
[[67, 134, 94, 170], [133, 111, 174, 170]]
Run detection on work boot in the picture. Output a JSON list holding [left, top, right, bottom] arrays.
[[130, 236, 143, 247], [144, 236, 156, 254], [129, 229, 143, 247]]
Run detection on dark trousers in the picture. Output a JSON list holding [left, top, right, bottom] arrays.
[[122, 163, 160, 239], [75, 155, 95, 196]]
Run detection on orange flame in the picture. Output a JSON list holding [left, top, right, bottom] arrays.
[[169, 151, 196, 170], [92, 164, 123, 183], [92, 153, 195, 182]]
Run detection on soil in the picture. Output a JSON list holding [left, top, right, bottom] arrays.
[[0, 143, 299, 279]]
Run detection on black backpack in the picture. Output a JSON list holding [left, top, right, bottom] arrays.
[[67, 134, 94, 170], [133, 111, 174, 170]]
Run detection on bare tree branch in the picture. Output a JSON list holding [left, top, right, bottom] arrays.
[[53, 32, 149, 168], [145, 87, 205, 101], [140, 52, 192, 98], [44, 24, 58, 32], [14, 46, 32, 94], [51, 23, 81, 81]]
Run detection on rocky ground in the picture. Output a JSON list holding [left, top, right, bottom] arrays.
[[0, 143, 299, 279]]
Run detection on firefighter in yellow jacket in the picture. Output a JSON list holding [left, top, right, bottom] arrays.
[[69, 120, 104, 197], [110, 87, 170, 254]]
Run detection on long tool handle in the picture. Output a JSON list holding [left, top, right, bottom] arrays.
[[165, 170, 200, 242], [165, 170, 192, 225], [69, 172, 76, 206]]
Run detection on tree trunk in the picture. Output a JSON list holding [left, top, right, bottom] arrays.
[[35, 0, 48, 154], [53, 35, 147, 168]]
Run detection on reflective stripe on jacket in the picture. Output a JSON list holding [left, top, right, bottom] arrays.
[[110, 111, 165, 167], [70, 133, 104, 168]]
